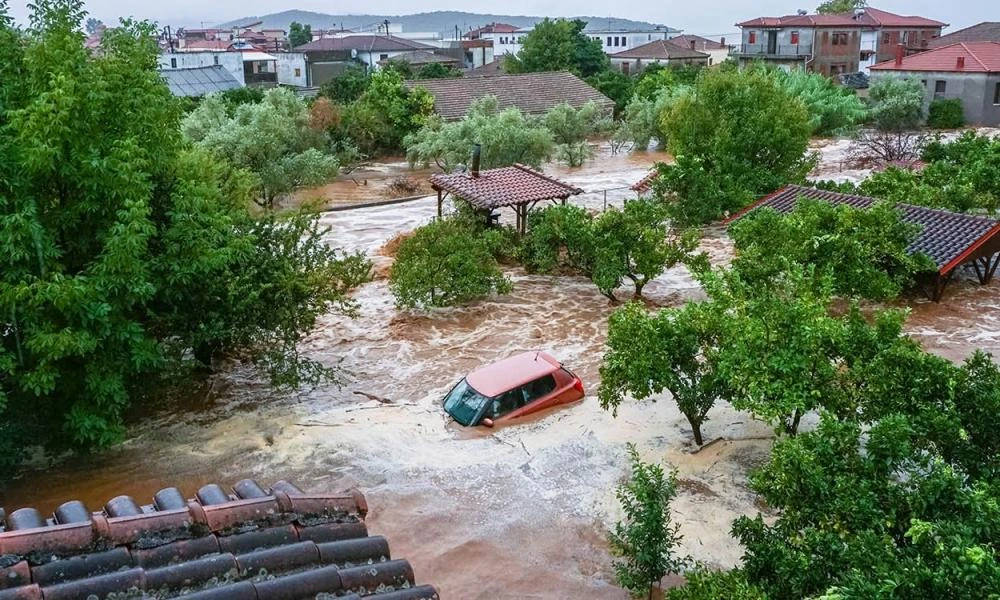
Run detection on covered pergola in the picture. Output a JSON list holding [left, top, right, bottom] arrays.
[[430, 164, 584, 234], [725, 184, 1000, 302]]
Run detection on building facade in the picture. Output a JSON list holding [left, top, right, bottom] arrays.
[[584, 26, 681, 55], [871, 42, 1000, 126], [735, 7, 945, 76], [609, 40, 709, 75]]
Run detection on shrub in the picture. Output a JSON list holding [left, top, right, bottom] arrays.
[[867, 76, 924, 131], [389, 218, 512, 309], [927, 98, 965, 129]]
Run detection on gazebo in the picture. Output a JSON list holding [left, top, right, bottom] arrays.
[[430, 162, 583, 234], [725, 184, 1000, 301]]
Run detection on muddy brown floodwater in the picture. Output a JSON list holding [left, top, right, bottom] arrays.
[[2, 142, 998, 598]]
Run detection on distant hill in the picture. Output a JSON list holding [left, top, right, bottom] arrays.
[[216, 10, 670, 37]]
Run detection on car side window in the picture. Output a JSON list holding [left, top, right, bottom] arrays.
[[492, 388, 522, 418], [522, 375, 556, 404]]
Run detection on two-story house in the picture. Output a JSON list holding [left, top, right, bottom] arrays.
[[735, 7, 945, 76], [465, 23, 530, 57], [583, 25, 682, 55]]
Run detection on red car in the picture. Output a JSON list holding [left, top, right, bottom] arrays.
[[442, 351, 585, 427]]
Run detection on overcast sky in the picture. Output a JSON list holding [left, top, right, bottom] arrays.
[[4, 1, 991, 37]]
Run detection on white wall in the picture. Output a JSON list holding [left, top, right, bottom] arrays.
[[859, 30, 878, 74], [588, 31, 672, 55], [158, 51, 245, 85], [356, 49, 419, 71], [277, 53, 308, 86]]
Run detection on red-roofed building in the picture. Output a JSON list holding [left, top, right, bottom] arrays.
[[734, 6, 946, 76], [871, 42, 1000, 126]]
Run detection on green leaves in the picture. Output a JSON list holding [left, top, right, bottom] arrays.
[[389, 217, 512, 309], [506, 18, 609, 78], [867, 76, 925, 132], [610, 444, 687, 597]]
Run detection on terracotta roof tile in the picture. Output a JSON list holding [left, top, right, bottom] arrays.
[[666, 35, 729, 51], [611, 40, 708, 60], [296, 35, 432, 52], [738, 8, 944, 29], [861, 7, 947, 28], [0, 480, 437, 599], [871, 41, 1000, 72], [430, 164, 583, 210], [631, 169, 659, 193], [929, 22, 1000, 48], [726, 185, 1000, 275], [406, 71, 614, 120]]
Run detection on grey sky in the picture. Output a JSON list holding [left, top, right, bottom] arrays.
[[5, 1, 993, 37]]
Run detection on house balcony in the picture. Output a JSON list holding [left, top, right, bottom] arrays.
[[245, 71, 277, 86], [733, 43, 812, 59]]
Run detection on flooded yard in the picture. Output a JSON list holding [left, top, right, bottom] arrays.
[[2, 142, 998, 598]]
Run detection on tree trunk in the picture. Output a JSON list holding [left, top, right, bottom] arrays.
[[785, 409, 802, 436], [689, 416, 704, 446], [634, 278, 646, 298]]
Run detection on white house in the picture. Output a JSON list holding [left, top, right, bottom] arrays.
[[157, 51, 281, 87], [276, 53, 308, 87], [464, 23, 531, 57], [584, 26, 682, 55], [665, 34, 731, 66]]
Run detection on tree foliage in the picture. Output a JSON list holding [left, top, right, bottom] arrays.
[[415, 62, 462, 79], [544, 101, 612, 166], [927, 98, 965, 129], [728, 199, 933, 300], [183, 87, 338, 208], [288, 21, 311, 48], [867, 76, 925, 131], [655, 68, 814, 224], [318, 66, 369, 104], [504, 18, 609, 77], [0, 0, 371, 461], [600, 301, 725, 445], [816, 0, 866, 14], [337, 69, 434, 155], [389, 217, 512, 309], [586, 70, 635, 116], [404, 96, 554, 171], [609, 444, 687, 599], [772, 68, 867, 135]]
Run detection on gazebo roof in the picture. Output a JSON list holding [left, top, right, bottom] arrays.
[[631, 169, 659, 193], [726, 184, 1000, 276], [430, 164, 583, 210]]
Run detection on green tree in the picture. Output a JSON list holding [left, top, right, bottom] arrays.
[[817, 0, 866, 14], [389, 218, 513, 309], [505, 18, 609, 77], [183, 87, 338, 208], [404, 96, 554, 171], [415, 62, 462, 79], [610, 444, 687, 599], [667, 568, 766, 600], [772, 67, 867, 135], [586, 70, 635, 116], [620, 86, 691, 150], [927, 98, 965, 129], [318, 66, 369, 103], [728, 199, 934, 300], [288, 21, 312, 48], [0, 0, 370, 458], [544, 101, 612, 167], [656, 67, 814, 224], [520, 203, 596, 273], [600, 300, 725, 445], [867, 76, 925, 131], [382, 57, 413, 78], [338, 68, 434, 155]]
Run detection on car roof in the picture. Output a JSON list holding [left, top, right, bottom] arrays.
[[466, 351, 562, 397]]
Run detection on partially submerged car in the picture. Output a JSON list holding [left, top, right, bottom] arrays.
[[443, 351, 585, 427]]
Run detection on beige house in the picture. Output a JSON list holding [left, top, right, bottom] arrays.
[[609, 40, 709, 75]]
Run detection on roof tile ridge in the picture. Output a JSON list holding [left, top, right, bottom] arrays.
[[512, 164, 584, 193], [961, 42, 991, 70]]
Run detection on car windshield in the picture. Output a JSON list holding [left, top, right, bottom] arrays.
[[442, 378, 491, 426]]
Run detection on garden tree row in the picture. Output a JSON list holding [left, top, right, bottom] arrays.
[[817, 131, 1000, 216], [388, 199, 699, 309], [405, 97, 613, 171], [0, 0, 370, 473], [600, 198, 930, 444]]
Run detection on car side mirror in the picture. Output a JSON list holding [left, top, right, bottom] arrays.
[[481, 418, 495, 428]]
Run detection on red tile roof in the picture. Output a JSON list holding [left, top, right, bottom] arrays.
[[929, 22, 1000, 48], [871, 42, 1000, 72], [726, 185, 1000, 276], [611, 40, 708, 60], [408, 71, 614, 120], [631, 169, 659, 193], [667, 34, 729, 51], [737, 7, 944, 29], [430, 164, 583, 210], [0, 479, 438, 599], [466, 22, 521, 37], [296, 35, 433, 52]]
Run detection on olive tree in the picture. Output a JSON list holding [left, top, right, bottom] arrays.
[[389, 218, 512, 309], [543, 101, 612, 167], [600, 301, 726, 445]]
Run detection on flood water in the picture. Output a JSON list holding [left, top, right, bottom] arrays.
[[2, 142, 998, 598]]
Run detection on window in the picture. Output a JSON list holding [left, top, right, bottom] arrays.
[[994, 82, 1000, 105], [748, 31, 757, 44], [294, 67, 301, 77], [607, 36, 612, 46], [522, 375, 557, 404], [170, 57, 176, 68], [379, 53, 389, 61], [882, 32, 891, 44], [832, 32, 849, 45], [934, 80, 947, 99], [491, 389, 522, 419], [790, 31, 800, 45], [621, 61, 630, 75], [648, 34, 652, 41], [213, 55, 219, 65]]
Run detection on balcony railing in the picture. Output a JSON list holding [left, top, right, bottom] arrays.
[[734, 43, 812, 58], [245, 72, 278, 85]]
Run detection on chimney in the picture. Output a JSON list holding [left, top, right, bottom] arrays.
[[895, 43, 905, 66], [471, 144, 481, 178], [690, 40, 696, 50], [956, 55, 965, 69], [720, 36, 726, 46]]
